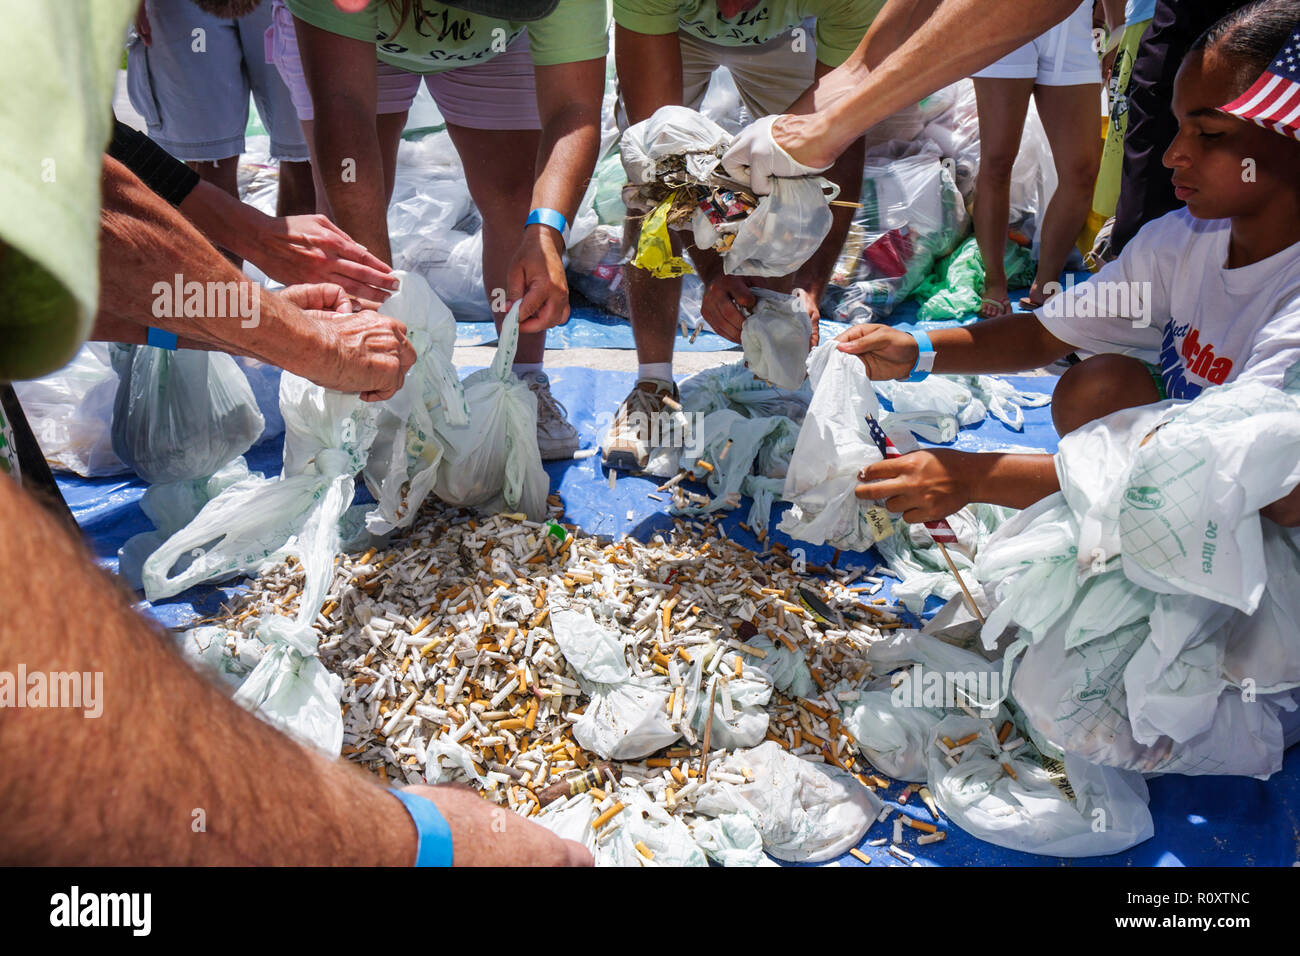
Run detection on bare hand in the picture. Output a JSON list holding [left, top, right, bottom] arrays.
[[400, 784, 593, 866], [855, 448, 974, 524], [256, 213, 398, 302], [279, 284, 415, 401], [508, 227, 570, 335], [835, 323, 919, 380], [701, 275, 757, 343]]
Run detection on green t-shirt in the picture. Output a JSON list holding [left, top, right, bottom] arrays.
[[286, 0, 610, 74], [0, 0, 137, 382], [613, 0, 884, 66]]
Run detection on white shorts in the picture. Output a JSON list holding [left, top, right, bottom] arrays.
[[972, 1, 1101, 86]]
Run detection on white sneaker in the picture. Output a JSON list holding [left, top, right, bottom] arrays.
[[519, 370, 580, 460], [602, 379, 680, 473]]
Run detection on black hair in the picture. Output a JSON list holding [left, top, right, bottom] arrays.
[[1192, 0, 1300, 94]]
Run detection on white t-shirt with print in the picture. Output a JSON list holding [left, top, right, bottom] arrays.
[[1035, 209, 1300, 400]]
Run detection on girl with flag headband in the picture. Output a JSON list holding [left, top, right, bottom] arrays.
[[839, 0, 1300, 529]]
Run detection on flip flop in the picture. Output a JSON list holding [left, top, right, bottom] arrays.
[[1019, 295, 1045, 311], [978, 295, 1012, 319]]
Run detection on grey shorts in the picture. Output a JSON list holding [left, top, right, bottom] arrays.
[[126, 0, 309, 162]]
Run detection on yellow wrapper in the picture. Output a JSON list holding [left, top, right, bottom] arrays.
[[632, 193, 694, 279]]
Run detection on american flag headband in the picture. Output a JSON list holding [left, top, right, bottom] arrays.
[[1219, 26, 1300, 141]]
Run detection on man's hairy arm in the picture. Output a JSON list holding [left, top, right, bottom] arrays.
[[0, 476, 588, 865]]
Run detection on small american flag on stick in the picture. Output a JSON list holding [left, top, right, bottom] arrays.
[[864, 414, 958, 543], [864, 413, 984, 622], [1221, 27, 1300, 141]]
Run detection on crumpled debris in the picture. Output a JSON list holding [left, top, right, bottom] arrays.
[[741, 289, 813, 390]]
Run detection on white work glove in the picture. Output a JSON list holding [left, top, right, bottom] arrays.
[[720, 114, 832, 196]]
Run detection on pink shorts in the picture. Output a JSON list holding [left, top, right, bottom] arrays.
[[266, 0, 541, 130]]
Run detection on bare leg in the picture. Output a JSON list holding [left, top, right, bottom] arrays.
[[622, 214, 683, 369], [442, 124, 546, 364], [972, 77, 1034, 316], [276, 159, 317, 217], [1028, 82, 1103, 306], [1051, 352, 1159, 435]]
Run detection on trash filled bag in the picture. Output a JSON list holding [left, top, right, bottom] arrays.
[[912, 236, 1036, 321], [597, 789, 710, 867], [740, 289, 813, 389], [430, 301, 549, 521], [621, 105, 732, 188], [110, 345, 264, 485], [12, 342, 127, 476], [778, 342, 893, 551], [925, 715, 1154, 857], [693, 741, 882, 862], [723, 175, 838, 278], [361, 272, 468, 535], [830, 142, 969, 318]]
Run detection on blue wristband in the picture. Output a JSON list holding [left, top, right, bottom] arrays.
[[907, 330, 934, 382], [147, 327, 179, 351], [525, 207, 569, 243], [390, 789, 454, 867]]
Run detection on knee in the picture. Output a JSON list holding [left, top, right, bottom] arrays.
[[1051, 353, 1160, 435], [978, 151, 1019, 185], [1057, 153, 1102, 194]]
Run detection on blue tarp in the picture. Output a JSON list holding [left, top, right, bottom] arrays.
[[57, 361, 1300, 867]]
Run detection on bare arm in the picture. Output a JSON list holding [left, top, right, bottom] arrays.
[[0, 475, 589, 866], [614, 25, 684, 124], [294, 16, 392, 261], [178, 181, 397, 301], [776, 0, 1081, 168], [96, 157, 414, 401], [509, 56, 606, 333], [835, 312, 1073, 379]]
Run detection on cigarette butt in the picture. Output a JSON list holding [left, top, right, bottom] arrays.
[[953, 732, 979, 748], [733, 657, 743, 679], [870, 775, 890, 790], [525, 700, 538, 731], [849, 848, 872, 865], [905, 818, 938, 834], [677, 647, 693, 664], [1001, 761, 1018, 781], [697, 459, 714, 473], [662, 396, 682, 412], [436, 684, 445, 704], [917, 831, 946, 846], [670, 766, 686, 785], [608, 470, 617, 489], [918, 786, 939, 819], [591, 801, 626, 830], [634, 841, 655, 860], [940, 736, 957, 750], [998, 720, 1013, 743]]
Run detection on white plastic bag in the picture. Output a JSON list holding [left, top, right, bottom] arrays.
[[143, 375, 377, 599], [431, 302, 549, 521], [925, 715, 1154, 858], [110, 345, 264, 484], [778, 343, 891, 551], [620, 105, 731, 186], [724, 175, 837, 278], [362, 272, 468, 535], [678, 360, 812, 422], [12, 343, 127, 476], [692, 741, 882, 862], [740, 289, 813, 389]]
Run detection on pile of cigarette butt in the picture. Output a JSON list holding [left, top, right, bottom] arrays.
[[198, 493, 951, 863]]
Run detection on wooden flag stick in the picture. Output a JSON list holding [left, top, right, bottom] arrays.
[[937, 540, 984, 624]]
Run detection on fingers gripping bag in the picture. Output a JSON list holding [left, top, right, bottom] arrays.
[[740, 289, 813, 390], [362, 272, 468, 535], [777, 342, 892, 551], [430, 301, 549, 521]]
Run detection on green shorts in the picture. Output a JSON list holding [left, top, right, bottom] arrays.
[[1142, 361, 1168, 400]]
